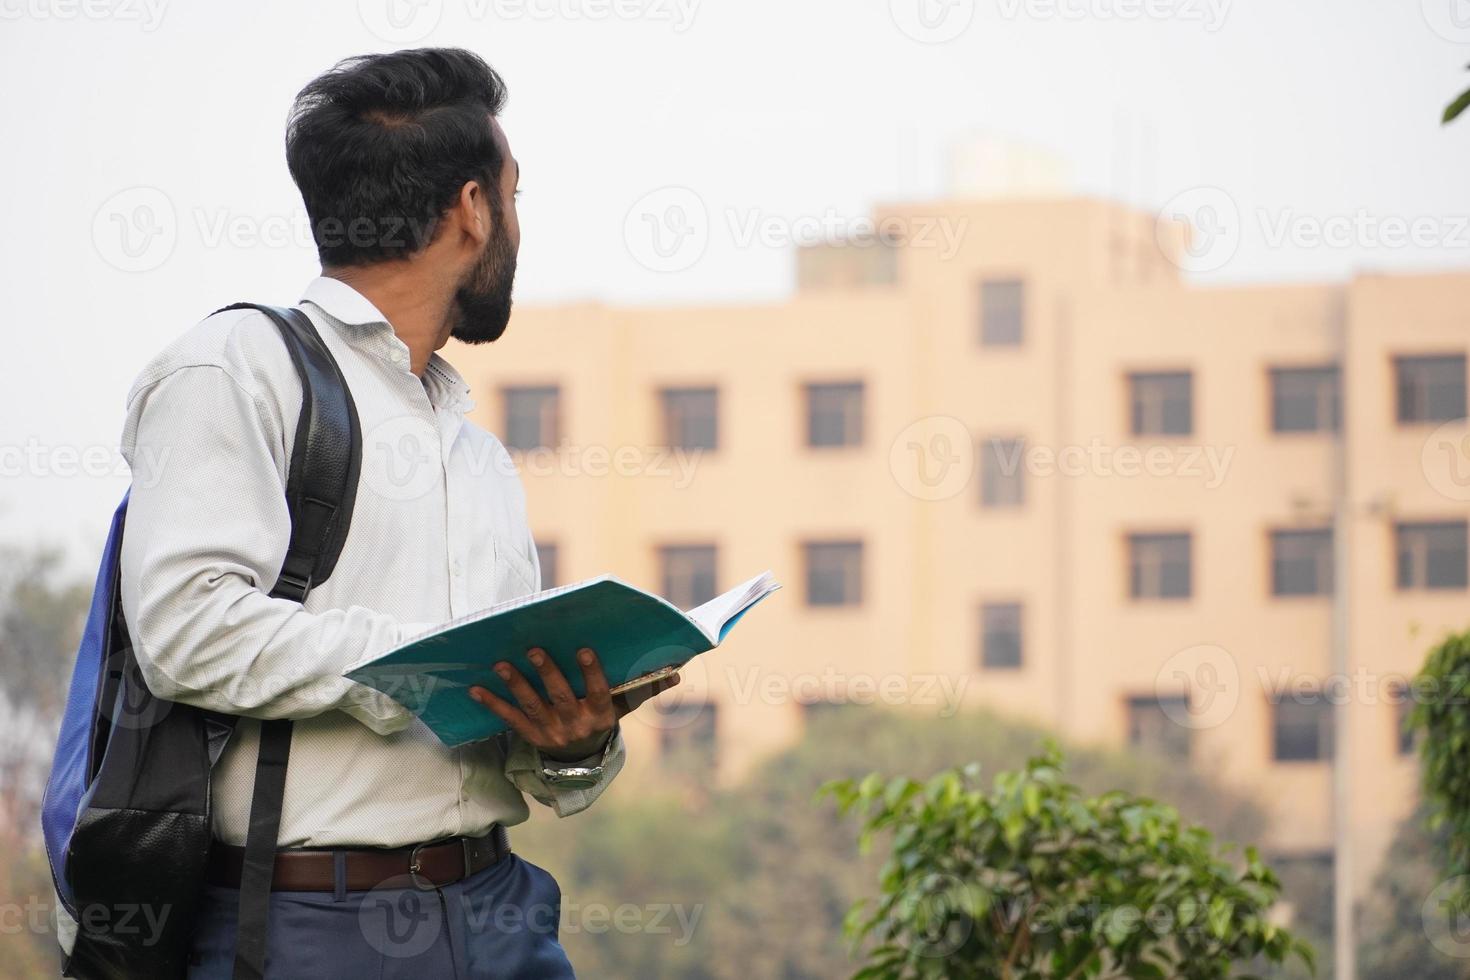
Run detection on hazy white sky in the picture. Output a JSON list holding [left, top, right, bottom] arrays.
[[3, 0, 1469, 565]]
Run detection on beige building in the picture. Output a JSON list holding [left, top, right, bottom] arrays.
[[448, 195, 1470, 895]]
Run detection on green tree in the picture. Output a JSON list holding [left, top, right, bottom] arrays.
[[1407, 628, 1470, 904], [0, 545, 90, 978], [1447, 65, 1470, 124], [824, 747, 1312, 979], [514, 706, 1278, 979]]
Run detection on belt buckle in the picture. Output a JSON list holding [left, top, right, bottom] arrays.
[[407, 842, 437, 891]]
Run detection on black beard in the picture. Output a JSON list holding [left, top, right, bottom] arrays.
[[450, 227, 517, 345]]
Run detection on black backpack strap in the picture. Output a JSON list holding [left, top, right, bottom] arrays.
[[214, 303, 362, 980]]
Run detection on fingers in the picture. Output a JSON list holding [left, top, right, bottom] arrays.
[[468, 685, 537, 742], [578, 648, 612, 709], [526, 648, 577, 712], [495, 660, 549, 723]]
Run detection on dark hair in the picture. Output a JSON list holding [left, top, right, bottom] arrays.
[[285, 47, 508, 267]]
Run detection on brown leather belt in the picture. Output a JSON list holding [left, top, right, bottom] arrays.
[[206, 825, 510, 892]]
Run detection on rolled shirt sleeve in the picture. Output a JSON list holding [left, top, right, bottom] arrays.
[[120, 363, 417, 734], [503, 728, 627, 817]]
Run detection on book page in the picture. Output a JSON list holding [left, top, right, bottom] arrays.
[[686, 571, 781, 644]]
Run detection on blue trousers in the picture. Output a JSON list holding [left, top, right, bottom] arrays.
[[186, 854, 576, 979]]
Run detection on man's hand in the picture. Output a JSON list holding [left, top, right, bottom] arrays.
[[468, 647, 679, 762]]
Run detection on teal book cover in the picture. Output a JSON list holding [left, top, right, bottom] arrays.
[[345, 571, 780, 747]]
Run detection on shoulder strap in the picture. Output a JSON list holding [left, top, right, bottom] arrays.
[[213, 303, 362, 980]]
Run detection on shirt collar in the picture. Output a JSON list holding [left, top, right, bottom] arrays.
[[299, 276, 475, 414]]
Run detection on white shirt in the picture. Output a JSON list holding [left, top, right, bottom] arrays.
[[117, 276, 624, 848]]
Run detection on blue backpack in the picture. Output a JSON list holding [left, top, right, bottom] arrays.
[[41, 304, 362, 980]]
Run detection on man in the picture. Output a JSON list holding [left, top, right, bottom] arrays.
[[116, 48, 670, 977]]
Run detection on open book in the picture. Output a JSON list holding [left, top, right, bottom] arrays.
[[345, 571, 781, 747]]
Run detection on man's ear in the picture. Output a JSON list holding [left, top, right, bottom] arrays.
[[455, 179, 491, 249]]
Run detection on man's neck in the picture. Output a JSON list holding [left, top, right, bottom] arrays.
[[324, 264, 453, 377]]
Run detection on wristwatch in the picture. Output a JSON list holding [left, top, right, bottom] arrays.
[[539, 729, 617, 790]]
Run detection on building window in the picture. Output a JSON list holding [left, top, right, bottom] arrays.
[[1129, 371, 1193, 436], [1273, 696, 1334, 762], [655, 701, 718, 769], [1128, 533, 1192, 600], [978, 279, 1025, 346], [980, 603, 1023, 669], [804, 541, 863, 607], [660, 545, 718, 609], [661, 387, 719, 451], [534, 541, 559, 589], [502, 386, 560, 451], [1396, 521, 1469, 590], [1271, 366, 1340, 433], [1271, 529, 1334, 597], [805, 382, 865, 448], [1396, 354, 1467, 424], [1127, 695, 1191, 760], [979, 438, 1026, 508]]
